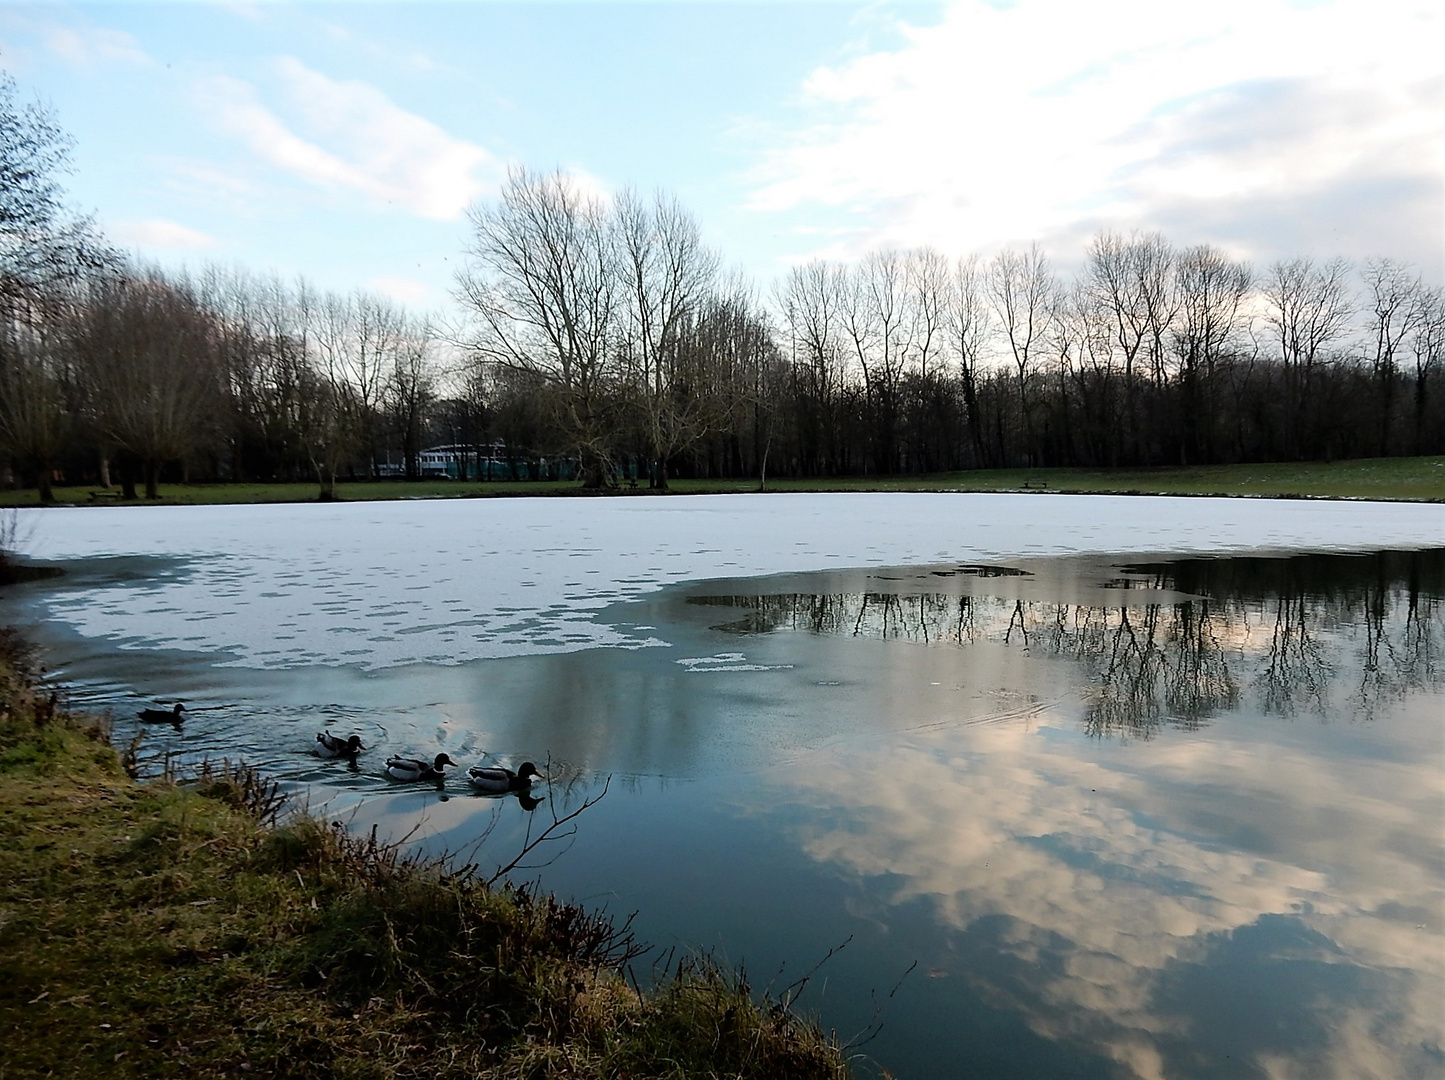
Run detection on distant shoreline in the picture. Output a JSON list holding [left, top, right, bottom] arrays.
[[4, 455, 1444, 508]]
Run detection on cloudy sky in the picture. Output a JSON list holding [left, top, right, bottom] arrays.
[[1, 1, 1439, 310]]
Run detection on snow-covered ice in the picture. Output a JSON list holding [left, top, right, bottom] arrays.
[[16, 492, 1445, 669]]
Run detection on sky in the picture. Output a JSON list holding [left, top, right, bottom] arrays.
[[1, 1, 1440, 313]]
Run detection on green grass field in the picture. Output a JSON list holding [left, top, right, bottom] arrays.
[[3, 455, 1443, 507]]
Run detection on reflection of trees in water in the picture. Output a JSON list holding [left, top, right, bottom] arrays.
[[1260, 591, 1330, 717], [691, 549, 1443, 737], [1082, 600, 1243, 738]]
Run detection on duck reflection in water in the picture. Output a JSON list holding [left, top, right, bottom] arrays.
[[469, 761, 545, 811]]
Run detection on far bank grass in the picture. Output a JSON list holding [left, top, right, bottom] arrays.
[[0, 634, 851, 1080], [3, 455, 1443, 507]]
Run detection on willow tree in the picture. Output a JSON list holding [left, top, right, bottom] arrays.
[[0, 315, 69, 501], [80, 269, 221, 498]]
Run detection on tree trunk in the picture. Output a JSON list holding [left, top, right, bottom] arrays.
[[1415, 373, 1429, 455], [580, 449, 612, 490], [117, 453, 138, 500], [36, 459, 54, 504], [145, 459, 161, 500]]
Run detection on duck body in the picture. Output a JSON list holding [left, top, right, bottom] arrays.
[[315, 732, 365, 758], [467, 761, 541, 794], [385, 753, 457, 782], [138, 702, 186, 723]]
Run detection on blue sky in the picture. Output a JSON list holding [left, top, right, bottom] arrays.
[[2, 1, 1439, 312]]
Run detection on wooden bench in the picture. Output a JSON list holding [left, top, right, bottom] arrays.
[[87, 489, 124, 502]]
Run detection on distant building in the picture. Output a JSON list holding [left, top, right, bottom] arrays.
[[378, 443, 575, 481]]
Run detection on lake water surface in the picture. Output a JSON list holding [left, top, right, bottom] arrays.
[[4, 495, 1442, 1079]]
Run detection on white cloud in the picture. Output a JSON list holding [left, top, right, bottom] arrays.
[[111, 218, 219, 250], [201, 58, 500, 220], [749, 0, 1444, 272], [0, 11, 150, 69], [39, 20, 149, 68]]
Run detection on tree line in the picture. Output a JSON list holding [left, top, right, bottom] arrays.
[[2, 74, 1441, 500]]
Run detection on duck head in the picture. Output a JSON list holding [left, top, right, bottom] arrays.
[[433, 753, 458, 771]]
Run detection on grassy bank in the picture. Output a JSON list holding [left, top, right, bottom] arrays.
[[0, 634, 850, 1080], [3, 455, 1443, 507]]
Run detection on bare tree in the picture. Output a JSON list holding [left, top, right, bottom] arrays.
[[947, 255, 992, 466], [776, 260, 849, 475], [0, 72, 108, 304], [615, 188, 720, 488], [986, 244, 1056, 463], [80, 268, 221, 498], [1172, 246, 1253, 464], [1362, 259, 1428, 456], [0, 71, 109, 498], [313, 291, 406, 478], [292, 282, 362, 499], [1084, 232, 1175, 461], [841, 250, 914, 472], [1409, 285, 1443, 455], [382, 315, 436, 480], [456, 168, 621, 487], [0, 310, 69, 501], [688, 281, 779, 486], [1264, 257, 1352, 457]]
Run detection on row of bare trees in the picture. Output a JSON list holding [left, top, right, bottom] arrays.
[[2, 76, 1440, 496], [2, 266, 439, 501], [0, 88, 440, 505], [202, 270, 436, 498], [0, 71, 444, 500], [452, 172, 1443, 486], [760, 236, 1442, 477]]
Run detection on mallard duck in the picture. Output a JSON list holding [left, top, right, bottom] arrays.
[[138, 702, 186, 723], [315, 732, 366, 758], [467, 761, 541, 794], [385, 753, 457, 782]]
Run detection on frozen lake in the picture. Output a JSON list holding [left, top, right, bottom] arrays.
[[4, 493, 1443, 1079]]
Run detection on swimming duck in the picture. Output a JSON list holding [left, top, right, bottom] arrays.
[[385, 753, 457, 782], [315, 732, 366, 758], [467, 761, 542, 794], [138, 702, 186, 723]]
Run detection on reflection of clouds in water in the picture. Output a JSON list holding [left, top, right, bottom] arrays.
[[783, 696, 1444, 1079]]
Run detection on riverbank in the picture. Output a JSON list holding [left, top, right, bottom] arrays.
[[0, 633, 851, 1080], [2, 455, 1443, 507]]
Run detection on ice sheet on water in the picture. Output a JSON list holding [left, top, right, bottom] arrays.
[[675, 652, 794, 673], [14, 493, 1445, 670]]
